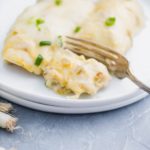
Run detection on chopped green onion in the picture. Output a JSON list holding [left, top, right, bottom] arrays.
[[105, 17, 116, 27], [39, 41, 52, 46], [35, 54, 43, 66], [56, 35, 63, 47], [74, 26, 81, 33], [55, 0, 62, 6], [36, 18, 45, 31]]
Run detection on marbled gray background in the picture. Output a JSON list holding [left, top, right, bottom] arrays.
[[0, 96, 150, 150]]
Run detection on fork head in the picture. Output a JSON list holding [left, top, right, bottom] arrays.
[[65, 36, 129, 79]]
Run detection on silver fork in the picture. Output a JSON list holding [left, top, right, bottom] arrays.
[[65, 36, 150, 94]]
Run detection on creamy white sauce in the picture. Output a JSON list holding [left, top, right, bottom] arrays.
[[41, 0, 95, 39]]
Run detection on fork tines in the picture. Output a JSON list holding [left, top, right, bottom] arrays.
[[65, 36, 119, 61]]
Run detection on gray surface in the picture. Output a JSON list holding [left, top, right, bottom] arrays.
[[0, 96, 150, 150]]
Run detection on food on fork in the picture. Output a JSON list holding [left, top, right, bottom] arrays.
[[2, 0, 144, 97], [44, 48, 110, 96]]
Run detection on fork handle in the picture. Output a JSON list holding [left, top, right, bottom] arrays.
[[126, 69, 150, 94]]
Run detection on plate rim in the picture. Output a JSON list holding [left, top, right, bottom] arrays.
[[0, 89, 148, 114], [0, 81, 148, 107]]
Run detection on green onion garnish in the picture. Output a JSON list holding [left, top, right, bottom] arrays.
[[35, 54, 43, 66], [36, 18, 45, 31], [105, 17, 116, 27], [74, 26, 81, 33], [56, 35, 63, 47], [55, 0, 62, 6], [39, 41, 52, 46]]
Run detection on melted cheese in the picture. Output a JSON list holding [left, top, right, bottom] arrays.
[[44, 49, 110, 96]]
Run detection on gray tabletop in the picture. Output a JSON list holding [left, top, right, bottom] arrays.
[[0, 96, 150, 150]]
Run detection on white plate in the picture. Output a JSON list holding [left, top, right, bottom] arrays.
[[0, 0, 150, 113], [0, 89, 147, 114]]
